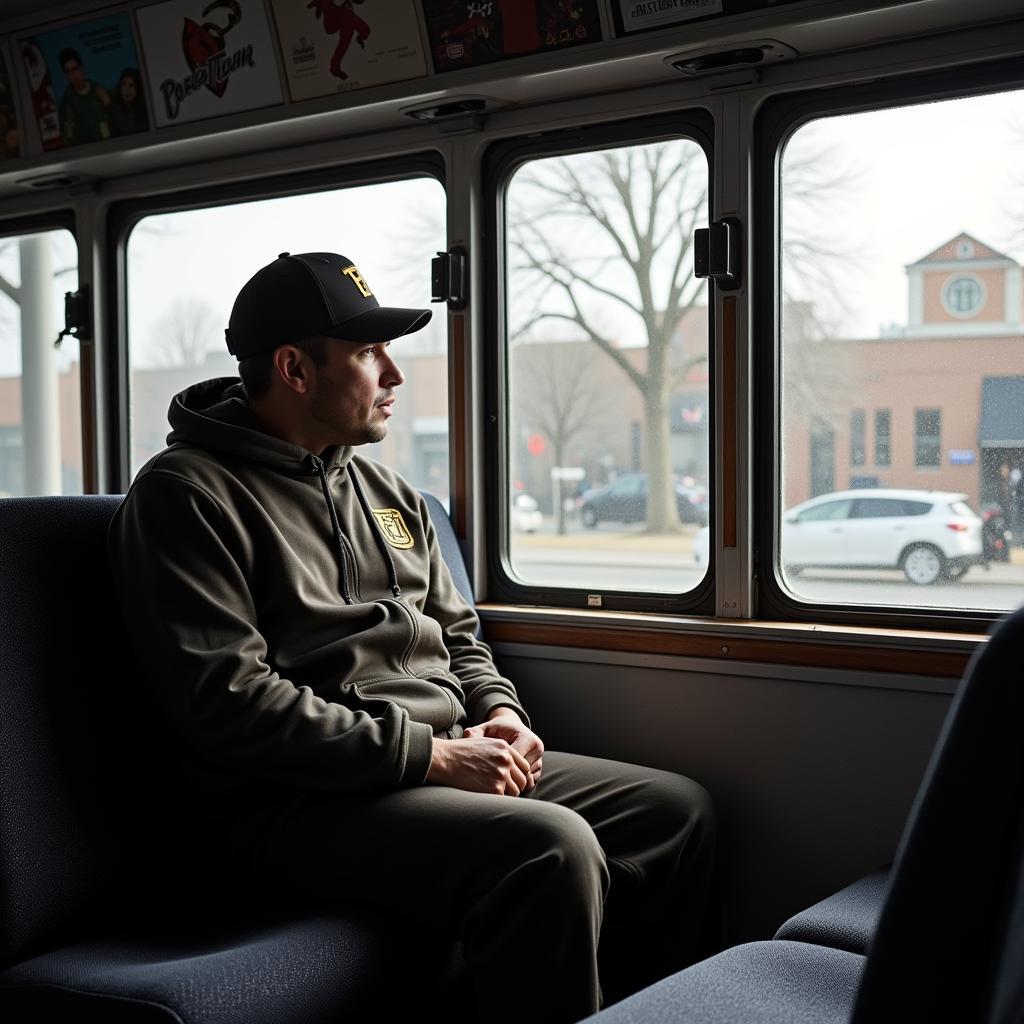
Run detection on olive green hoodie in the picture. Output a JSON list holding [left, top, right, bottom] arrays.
[[107, 376, 528, 843]]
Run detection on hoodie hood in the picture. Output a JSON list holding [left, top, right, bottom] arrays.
[[166, 376, 354, 476], [166, 376, 396, 603]]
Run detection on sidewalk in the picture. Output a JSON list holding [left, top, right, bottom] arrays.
[[512, 524, 1024, 581], [513, 522, 699, 553]]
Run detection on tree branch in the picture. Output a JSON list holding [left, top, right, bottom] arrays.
[[0, 274, 19, 304], [666, 187, 708, 314], [670, 352, 709, 389]]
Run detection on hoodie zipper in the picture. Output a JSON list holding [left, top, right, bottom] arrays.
[[311, 454, 404, 609]]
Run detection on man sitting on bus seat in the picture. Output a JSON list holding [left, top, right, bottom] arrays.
[[106, 251, 715, 1024]]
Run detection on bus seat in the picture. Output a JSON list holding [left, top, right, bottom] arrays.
[[772, 867, 890, 955], [581, 603, 1024, 1023], [0, 494, 472, 1023]]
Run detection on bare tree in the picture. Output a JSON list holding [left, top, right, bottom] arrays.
[[0, 238, 18, 342], [387, 203, 448, 356], [150, 298, 221, 367], [780, 130, 864, 437], [511, 340, 609, 534], [0, 234, 78, 343], [1002, 112, 1024, 251], [509, 140, 709, 533]]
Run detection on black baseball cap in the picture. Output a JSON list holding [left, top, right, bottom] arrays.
[[225, 252, 432, 359]]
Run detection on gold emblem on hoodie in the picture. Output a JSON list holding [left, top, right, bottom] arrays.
[[371, 508, 415, 549]]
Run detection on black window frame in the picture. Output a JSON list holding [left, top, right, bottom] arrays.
[[106, 152, 446, 496], [754, 56, 1024, 633], [484, 112, 716, 614]]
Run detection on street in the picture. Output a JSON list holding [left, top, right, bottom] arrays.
[[509, 520, 1024, 611]]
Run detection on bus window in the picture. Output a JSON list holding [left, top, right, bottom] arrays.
[[779, 86, 1024, 612], [0, 228, 81, 496], [125, 176, 448, 500], [503, 138, 710, 597]]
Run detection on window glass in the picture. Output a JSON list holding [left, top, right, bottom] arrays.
[[504, 138, 710, 595], [780, 87, 1024, 610], [797, 499, 851, 522], [126, 178, 448, 500], [915, 408, 941, 468], [874, 409, 891, 467], [851, 498, 908, 518], [0, 228, 81, 496], [850, 409, 865, 466]]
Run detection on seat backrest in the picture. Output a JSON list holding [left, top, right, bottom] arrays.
[[987, 847, 1024, 1024], [419, 490, 481, 637], [0, 495, 189, 971], [0, 491, 477, 971], [851, 604, 1024, 1023]]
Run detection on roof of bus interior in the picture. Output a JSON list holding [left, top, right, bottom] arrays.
[[0, 0, 1020, 203]]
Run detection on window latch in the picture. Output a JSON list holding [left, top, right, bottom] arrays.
[[431, 246, 467, 310], [694, 217, 742, 290], [55, 286, 92, 347]]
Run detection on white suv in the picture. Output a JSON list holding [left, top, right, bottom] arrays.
[[781, 489, 984, 585]]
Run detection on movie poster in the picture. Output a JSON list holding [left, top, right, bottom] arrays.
[[18, 13, 150, 152], [136, 0, 284, 128], [422, 0, 602, 73], [616, 0, 722, 34], [0, 47, 19, 160], [270, 0, 427, 102]]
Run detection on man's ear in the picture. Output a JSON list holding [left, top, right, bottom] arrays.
[[272, 346, 314, 396]]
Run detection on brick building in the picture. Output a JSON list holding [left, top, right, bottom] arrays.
[[783, 232, 1024, 520]]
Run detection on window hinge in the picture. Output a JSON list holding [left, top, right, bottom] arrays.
[[55, 286, 92, 347], [431, 246, 468, 311], [694, 217, 742, 290]]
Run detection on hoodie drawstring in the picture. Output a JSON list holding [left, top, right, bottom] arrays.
[[313, 456, 354, 604], [312, 455, 403, 603], [349, 462, 403, 600]]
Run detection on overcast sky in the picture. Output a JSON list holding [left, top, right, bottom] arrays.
[[0, 84, 1021, 378], [783, 87, 1023, 337]]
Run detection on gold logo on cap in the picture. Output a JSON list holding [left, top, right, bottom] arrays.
[[342, 265, 373, 298], [372, 508, 415, 549]]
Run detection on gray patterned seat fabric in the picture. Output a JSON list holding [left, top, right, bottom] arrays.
[[581, 941, 863, 1024], [0, 906, 466, 1023], [773, 868, 890, 955], [0, 494, 471, 1023]]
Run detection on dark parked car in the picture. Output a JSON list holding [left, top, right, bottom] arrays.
[[578, 473, 707, 527]]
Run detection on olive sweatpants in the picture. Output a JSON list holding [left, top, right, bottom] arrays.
[[243, 751, 715, 1024]]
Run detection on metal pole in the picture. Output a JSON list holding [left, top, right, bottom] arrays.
[[19, 234, 61, 495]]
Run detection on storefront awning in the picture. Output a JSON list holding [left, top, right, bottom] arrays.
[[980, 376, 1024, 447]]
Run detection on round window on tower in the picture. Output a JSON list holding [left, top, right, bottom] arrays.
[[942, 275, 985, 318]]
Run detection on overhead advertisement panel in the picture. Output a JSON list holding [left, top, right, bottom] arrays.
[[421, 0, 602, 74], [614, 0, 816, 35], [136, 0, 284, 128], [18, 12, 150, 151], [270, 0, 427, 102], [617, 0, 723, 33], [0, 47, 19, 159]]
